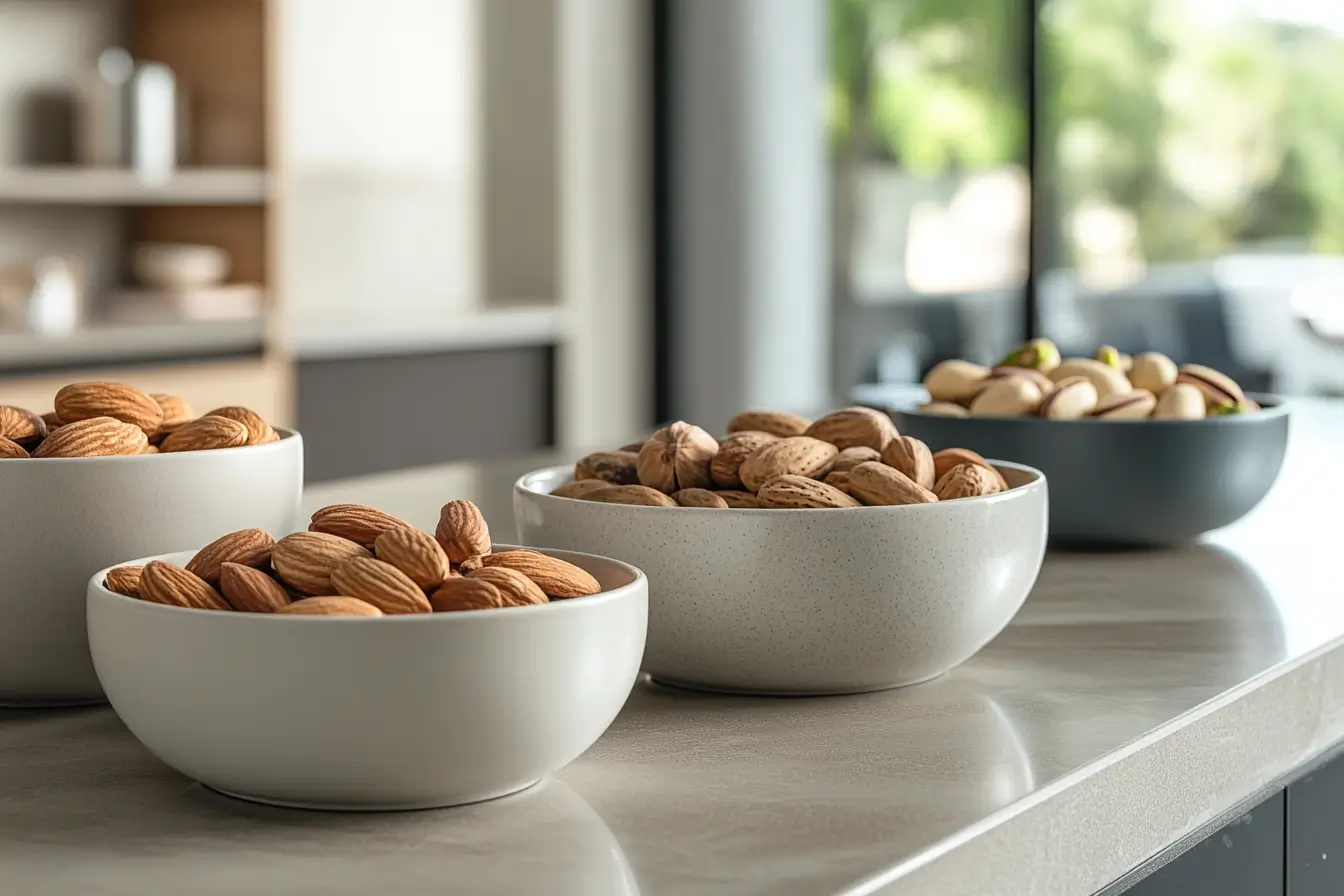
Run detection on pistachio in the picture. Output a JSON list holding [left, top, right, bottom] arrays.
[[1118, 352, 1134, 374], [982, 365, 1054, 396], [1091, 389, 1157, 420], [923, 360, 989, 403], [1094, 345, 1123, 371], [1038, 376, 1099, 420], [996, 338, 1060, 373], [1048, 358, 1131, 401], [918, 401, 969, 418], [1152, 383, 1205, 420], [1128, 352, 1178, 397], [1175, 364, 1245, 411], [968, 377, 1043, 417]]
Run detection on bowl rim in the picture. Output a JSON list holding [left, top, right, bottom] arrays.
[[881, 391, 1290, 426], [88, 544, 646, 623], [7, 427, 302, 464], [514, 459, 1046, 513]]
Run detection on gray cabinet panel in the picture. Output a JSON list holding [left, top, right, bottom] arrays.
[[1287, 749, 1344, 896], [297, 347, 554, 482]]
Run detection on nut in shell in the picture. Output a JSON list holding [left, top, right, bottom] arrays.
[[846, 461, 937, 506], [1091, 389, 1156, 420], [923, 359, 989, 403], [637, 421, 719, 492], [725, 410, 811, 438], [1128, 352, 1178, 396], [934, 464, 1003, 500], [803, 406, 897, 452], [984, 366, 1054, 395], [583, 485, 678, 507], [757, 474, 861, 509], [1152, 383, 1206, 420], [1048, 358, 1132, 401], [931, 447, 1009, 492], [880, 436, 936, 490], [830, 446, 881, 473], [918, 401, 969, 418], [673, 488, 730, 509], [737, 436, 839, 492], [969, 377, 1043, 417], [574, 450, 640, 485], [1175, 364, 1245, 411], [710, 431, 779, 488], [551, 479, 615, 500], [997, 338, 1060, 373], [1038, 376, 1099, 420]]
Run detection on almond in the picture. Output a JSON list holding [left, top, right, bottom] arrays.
[[150, 393, 194, 430], [430, 578, 507, 612], [465, 567, 548, 606], [737, 436, 839, 492], [0, 437, 28, 459], [480, 550, 601, 598], [934, 463, 1003, 500], [435, 500, 492, 565], [55, 382, 163, 436], [277, 597, 383, 617], [104, 566, 143, 597], [40, 411, 62, 429], [32, 416, 147, 458], [637, 422, 719, 492], [272, 531, 372, 595], [709, 431, 779, 488], [205, 405, 279, 444], [574, 450, 640, 485], [581, 485, 678, 506], [309, 503, 412, 549], [672, 488, 730, 509], [725, 410, 811, 438], [0, 405, 47, 448], [138, 560, 231, 611], [159, 415, 250, 452], [219, 563, 291, 612], [830, 446, 881, 473], [715, 490, 760, 508], [847, 461, 937, 506], [823, 471, 854, 495], [551, 479, 616, 499], [185, 528, 276, 584], [881, 436, 936, 490], [374, 527, 451, 590], [931, 448, 1009, 492], [803, 407, 898, 452], [757, 474, 861, 509], [331, 557, 431, 614]]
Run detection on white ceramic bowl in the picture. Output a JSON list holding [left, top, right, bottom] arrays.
[[88, 545, 648, 811], [0, 432, 303, 706], [131, 242, 231, 290], [515, 463, 1048, 695]]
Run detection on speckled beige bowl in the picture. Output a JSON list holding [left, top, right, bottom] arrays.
[[514, 462, 1048, 695]]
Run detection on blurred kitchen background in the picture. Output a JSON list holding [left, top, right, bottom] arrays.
[[0, 0, 1340, 481]]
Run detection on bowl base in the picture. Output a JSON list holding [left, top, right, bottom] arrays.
[[0, 695, 107, 709], [648, 671, 944, 697], [204, 778, 543, 813]]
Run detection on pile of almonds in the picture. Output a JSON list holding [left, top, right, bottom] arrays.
[[558, 406, 1011, 509], [104, 499, 602, 617], [0, 382, 279, 459], [920, 340, 1259, 421]]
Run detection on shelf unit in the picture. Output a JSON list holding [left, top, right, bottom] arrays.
[[0, 167, 269, 205]]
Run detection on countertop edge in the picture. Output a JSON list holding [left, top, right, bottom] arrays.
[[848, 632, 1344, 896]]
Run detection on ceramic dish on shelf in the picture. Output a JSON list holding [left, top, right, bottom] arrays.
[[859, 386, 1289, 546], [88, 545, 647, 811], [0, 431, 303, 706], [514, 462, 1047, 696]]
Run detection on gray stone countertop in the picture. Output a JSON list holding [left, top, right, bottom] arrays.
[[2, 401, 1342, 895]]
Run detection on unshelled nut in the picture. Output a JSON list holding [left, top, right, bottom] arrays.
[[272, 531, 372, 595], [33, 416, 147, 458], [219, 563, 291, 613], [710, 431, 779, 489], [1175, 364, 1244, 411], [277, 597, 382, 617], [574, 450, 640, 485], [435, 500, 492, 565], [159, 415, 250, 452], [374, 527, 452, 589], [1128, 352, 1178, 396], [1091, 390, 1157, 420], [803, 406, 898, 452], [673, 488, 730, 509], [1152, 383, 1205, 420], [637, 422, 719, 492], [465, 567, 548, 606], [331, 557, 432, 615], [738, 436, 839, 492], [430, 578, 507, 612], [969, 377, 1043, 417], [881, 436, 936, 490], [583, 485, 678, 507], [104, 566, 143, 597], [726, 410, 812, 438], [997, 338, 1061, 373], [923, 360, 989, 403], [204, 406, 279, 445], [139, 561, 231, 611], [934, 464, 1003, 500], [310, 503, 413, 549], [0, 437, 28, 459], [480, 550, 601, 598], [0, 405, 46, 448], [1038, 376, 1099, 420], [1048, 358, 1131, 401], [185, 528, 276, 584], [54, 382, 163, 436], [151, 394, 194, 431], [847, 461, 937, 506]]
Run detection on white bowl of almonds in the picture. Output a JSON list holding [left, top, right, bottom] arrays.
[[514, 407, 1048, 696], [0, 382, 300, 706], [87, 499, 647, 811]]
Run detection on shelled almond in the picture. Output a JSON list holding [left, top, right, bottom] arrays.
[[919, 341, 1260, 420], [103, 499, 605, 616], [562, 406, 1015, 509], [0, 382, 282, 459]]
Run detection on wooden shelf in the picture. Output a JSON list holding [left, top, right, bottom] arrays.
[[0, 318, 265, 373], [0, 168, 268, 206], [288, 306, 569, 360]]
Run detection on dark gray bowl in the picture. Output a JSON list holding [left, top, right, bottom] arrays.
[[858, 387, 1290, 546]]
